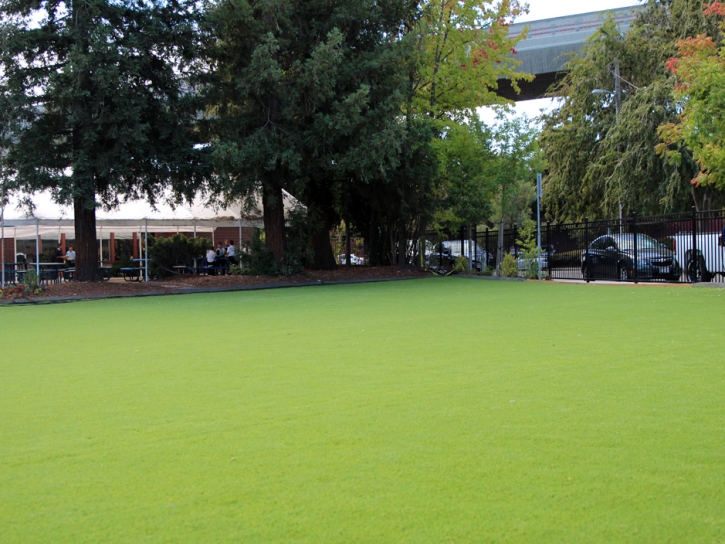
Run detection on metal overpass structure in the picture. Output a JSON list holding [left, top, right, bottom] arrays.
[[498, 5, 643, 101]]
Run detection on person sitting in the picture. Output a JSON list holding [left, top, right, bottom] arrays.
[[215, 242, 225, 258], [206, 247, 217, 275], [227, 240, 237, 265]]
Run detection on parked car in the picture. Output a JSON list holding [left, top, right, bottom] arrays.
[[338, 254, 363, 266], [669, 231, 725, 282], [428, 240, 489, 272], [581, 234, 682, 281]]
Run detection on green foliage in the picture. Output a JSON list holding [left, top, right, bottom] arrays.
[[658, 2, 725, 193], [539, 1, 723, 220], [229, 264, 250, 276], [452, 256, 469, 275], [21, 270, 39, 289], [0, 0, 210, 280], [517, 218, 540, 279], [500, 253, 519, 278], [410, 0, 529, 120], [148, 235, 212, 278]]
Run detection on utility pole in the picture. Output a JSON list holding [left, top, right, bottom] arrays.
[[614, 59, 623, 229], [536, 173, 542, 280]]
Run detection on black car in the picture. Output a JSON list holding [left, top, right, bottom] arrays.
[[581, 234, 682, 281]]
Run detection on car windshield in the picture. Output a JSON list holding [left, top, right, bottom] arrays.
[[613, 234, 660, 251]]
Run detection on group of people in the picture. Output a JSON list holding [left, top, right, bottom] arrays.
[[54, 244, 76, 268], [205, 240, 238, 274]]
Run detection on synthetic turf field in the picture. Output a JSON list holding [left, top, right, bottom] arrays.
[[1, 278, 724, 542]]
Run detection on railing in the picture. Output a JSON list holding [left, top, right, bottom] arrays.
[[422, 208, 725, 283]]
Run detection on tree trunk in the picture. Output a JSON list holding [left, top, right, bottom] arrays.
[[310, 212, 337, 270], [263, 181, 285, 263], [345, 215, 351, 269], [397, 212, 406, 267], [73, 191, 99, 282], [495, 217, 504, 277]]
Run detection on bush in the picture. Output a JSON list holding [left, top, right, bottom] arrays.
[[480, 266, 494, 276], [500, 253, 519, 277], [229, 264, 251, 276], [22, 270, 40, 289], [452, 255, 469, 274], [148, 234, 212, 278]]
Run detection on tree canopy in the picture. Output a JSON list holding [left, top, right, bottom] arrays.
[[658, 2, 725, 194], [539, 0, 725, 220], [0, 0, 208, 279]]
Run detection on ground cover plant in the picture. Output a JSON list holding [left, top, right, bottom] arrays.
[[1, 279, 724, 542]]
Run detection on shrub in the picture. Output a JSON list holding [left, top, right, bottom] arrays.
[[22, 270, 40, 289], [229, 264, 251, 276], [500, 253, 519, 277], [452, 255, 469, 274], [148, 234, 212, 278], [480, 266, 494, 276]]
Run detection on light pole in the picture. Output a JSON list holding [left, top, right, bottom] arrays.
[[593, 60, 640, 229]]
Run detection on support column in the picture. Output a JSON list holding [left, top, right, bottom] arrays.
[[35, 219, 40, 277], [110, 232, 116, 262]]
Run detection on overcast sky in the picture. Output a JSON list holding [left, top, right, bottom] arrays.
[[478, 0, 641, 124]]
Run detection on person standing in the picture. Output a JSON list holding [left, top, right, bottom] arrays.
[[227, 240, 237, 265], [55, 243, 65, 264], [65, 245, 76, 267]]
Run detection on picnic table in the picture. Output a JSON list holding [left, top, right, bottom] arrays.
[[27, 263, 65, 284]]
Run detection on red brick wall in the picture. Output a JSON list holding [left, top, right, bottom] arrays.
[[2, 237, 15, 264], [214, 227, 253, 248]]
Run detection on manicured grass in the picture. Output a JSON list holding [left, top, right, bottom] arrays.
[[1, 278, 724, 542]]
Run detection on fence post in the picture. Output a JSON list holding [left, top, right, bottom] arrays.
[[485, 228, 489, 269], [513, 223, 518, 258], [585, 218, 590, 283], [459, 226, 464, 258], [632, 212, 638, 284], [546, 221, 551, 278], [692, 206, 698, 284]]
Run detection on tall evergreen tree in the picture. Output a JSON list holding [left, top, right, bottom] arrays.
[[205, 0, 416, 269], [0, 0, 207, 280]]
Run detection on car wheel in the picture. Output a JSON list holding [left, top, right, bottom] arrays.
[[618, 265, 629, 282], [687, 255, 710, 282]]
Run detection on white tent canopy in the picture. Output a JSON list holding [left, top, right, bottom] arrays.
[[1, 190, 302, 239]]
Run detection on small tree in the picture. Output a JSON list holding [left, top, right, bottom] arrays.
[[658, 2, 725, 195]]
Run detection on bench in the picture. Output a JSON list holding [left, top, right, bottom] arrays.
[[120, 267, 142, 282], [201, 265, 229, 276]]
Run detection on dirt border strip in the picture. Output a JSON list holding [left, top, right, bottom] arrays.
[[0, 275, 431, 306], [458, 275, 526, 282]]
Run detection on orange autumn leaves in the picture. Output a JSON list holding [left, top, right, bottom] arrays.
[[658, 2, 725, 188]]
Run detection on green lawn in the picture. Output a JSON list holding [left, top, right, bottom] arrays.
[[1, 278, 724, 542]]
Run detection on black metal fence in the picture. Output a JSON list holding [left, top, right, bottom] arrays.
[[424, 208, 725, 283]]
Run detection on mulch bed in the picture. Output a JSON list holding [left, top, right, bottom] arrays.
[[5, 266, 428, 300]]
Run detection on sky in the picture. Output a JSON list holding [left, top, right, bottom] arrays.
[[478, 0, 641, 125]]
